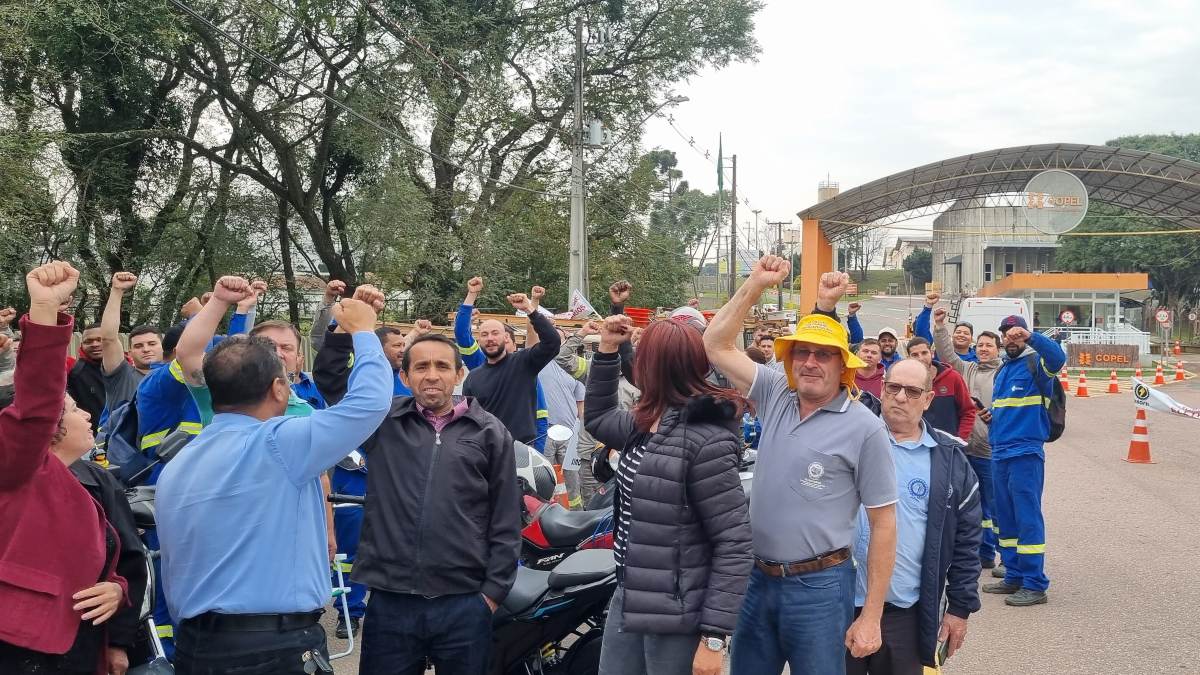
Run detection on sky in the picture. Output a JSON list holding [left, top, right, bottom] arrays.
[[641, 0, 1200, 258]]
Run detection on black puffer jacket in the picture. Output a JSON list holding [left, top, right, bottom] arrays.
[[584, 351, 752, 636]]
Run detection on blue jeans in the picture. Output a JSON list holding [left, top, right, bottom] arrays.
[[360, 591, 492, 675], [730, 561, 856, 675], [968, 456, 997, 563]]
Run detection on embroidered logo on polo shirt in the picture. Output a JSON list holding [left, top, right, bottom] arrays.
[[907, 477, 928, 500], [801, 461, 826, 490]]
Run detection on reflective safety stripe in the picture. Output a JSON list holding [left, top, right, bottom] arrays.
[[141, 430, 168, 450], [536, 409, 549, 419], [177, 422, 202, 435], [568, 496, 583, 509], [998, 538, 1018, 548], [571, 357, 588, 380], [347, 353, 355, 369], [992, 526, 1000, 534], [992, 395, 1047, 409], [1017, 544, 1046, 555], [169, 359, 186, 384], [981, 519, 994, 529], [156, 625, 174, 638], [335, 561, 353, 573], [459, 343, 480, 356]]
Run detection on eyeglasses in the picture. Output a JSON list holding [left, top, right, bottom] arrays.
[[883, 382, 926, 399], [792, 348, 840, 363]]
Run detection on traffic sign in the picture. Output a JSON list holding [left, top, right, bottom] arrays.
[[1190, 312, 1197, 322], [1059, 309, 1076, 326], [1156, 308, 1171, 324]]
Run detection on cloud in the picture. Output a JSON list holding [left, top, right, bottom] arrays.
[[643, 0, 1200, 246]]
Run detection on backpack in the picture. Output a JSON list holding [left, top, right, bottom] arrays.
[[1025, 355, 1066, 442], [94, 395, 154, 486]]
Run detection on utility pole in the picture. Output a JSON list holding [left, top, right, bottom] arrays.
[[728, 154, 737, 299], [568, 16, 589, 298], [752, 209, 762, 256], [768, 220, 792, 308]]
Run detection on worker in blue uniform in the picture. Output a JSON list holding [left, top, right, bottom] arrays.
[[982, 315, 1065, 607]]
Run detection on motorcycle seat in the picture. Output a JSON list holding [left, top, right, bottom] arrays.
[[548, 549, 616, 590], [538, 504, 609, 547], [126, 485, 158, 530], [502, 566, 552, 615]]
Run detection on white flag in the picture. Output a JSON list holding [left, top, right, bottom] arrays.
[[1132, 377, 1200, 420], [569, 289, 600, 319]]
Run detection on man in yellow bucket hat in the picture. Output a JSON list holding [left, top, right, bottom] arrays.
[[704, 254, 898, 675]]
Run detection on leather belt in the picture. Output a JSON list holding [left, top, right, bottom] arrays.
[[755, 547, 851, 577], [183, 610, 323, 633]]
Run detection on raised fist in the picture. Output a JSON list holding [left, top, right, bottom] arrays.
[[212, 276, 253, 305], [1005, 326, 1030, 343], [848, 302, 862, 316], [530, 286, 546, 306], [110, 272, 137, 292], [599, 314, 634, 346], [181, 297, 203, 319], [250, 280, 269, 296], [467, 277, 484, 295], [199, 292, 213, 305], [353, 284, 386, 312], [324, 279, 347, 302], [0, 307, 15, 328], [27, 261, 80, 308], [609, 281, 632, 305], [933, 307, 948, 326], [507, 293, 533, 313], [925, 291, 940, 307], [687, 297, 700, 309], [331, 298, 377, 334], [579, 320, 601, 338], [411, 319, 433, 336], [750, 256, 790, 287], [816, 271, 851, 311]]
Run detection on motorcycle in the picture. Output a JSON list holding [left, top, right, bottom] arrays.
[[520, 495, 612, 570]]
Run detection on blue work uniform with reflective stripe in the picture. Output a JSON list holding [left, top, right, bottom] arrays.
[[136, 360, 202, 477], [988, 332, 1064, 595]]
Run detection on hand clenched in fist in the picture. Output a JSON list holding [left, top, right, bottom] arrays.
[[212, 277, 253, 305], [110, 272, 138, 292], [353, 284, 386, 312], [332, 298, 377, 334], [749, 256, 790, 288]]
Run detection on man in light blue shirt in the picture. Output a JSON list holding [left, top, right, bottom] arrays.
[[849, 359, 982, 674], [156, 277, 391, 675]]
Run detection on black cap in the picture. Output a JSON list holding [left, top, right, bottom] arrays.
[[162, 322, 187, 355]]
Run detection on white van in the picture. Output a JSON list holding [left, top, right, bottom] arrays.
[[955, 297, 1031, 335]]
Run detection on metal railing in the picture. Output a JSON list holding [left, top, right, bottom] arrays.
[[1041, 325, 1151, 353]]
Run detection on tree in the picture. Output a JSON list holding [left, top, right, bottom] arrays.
[[903, 249, 932, 287]]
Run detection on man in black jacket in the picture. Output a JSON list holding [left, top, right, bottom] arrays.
[[848, 359, 982, 674], [67, 325, 106, 433], [334, 333, 521, 675]]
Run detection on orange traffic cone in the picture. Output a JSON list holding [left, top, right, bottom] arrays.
[[1075, 370, 1090, 397], [1155, 364, 1166, 385], [1135, 365, 1144, 379], [1060, 369, 1071, 393], [1174, 340, 1182, 356], [551, 464, 570, 508], [1108, 370, 1120, 394], [1125, 408, 1154, 464], [1176, 361, 1186, 381]]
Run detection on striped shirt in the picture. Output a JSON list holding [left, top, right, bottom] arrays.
[[613, 442, 647, 568]]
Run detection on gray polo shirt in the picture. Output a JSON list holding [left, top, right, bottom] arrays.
[[104, 360, 146, 412], [748, 364, 897, 562]]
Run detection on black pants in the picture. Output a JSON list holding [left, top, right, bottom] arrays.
[[360, 590, 493, 675], [845, 605, 923, 675], [174, 616, 330, 675]]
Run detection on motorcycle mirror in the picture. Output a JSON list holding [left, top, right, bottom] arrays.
[[547, 424, 573, 442], [156, 430, 195, 464]]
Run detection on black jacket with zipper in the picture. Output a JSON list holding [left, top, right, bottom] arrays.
[[584, 351, 752, 636], [351, 396, 521, 603]]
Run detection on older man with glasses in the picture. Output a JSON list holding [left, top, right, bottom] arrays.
[[847, 358, 982, 674], [705, 255, 898, 675]]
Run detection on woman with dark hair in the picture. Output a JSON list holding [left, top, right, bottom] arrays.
[[585, 315, 753, 675], [0, 262, 129, 675]]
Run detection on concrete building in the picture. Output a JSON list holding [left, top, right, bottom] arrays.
[[886, 236, 932, 270], [931, 198, 1058, 297]]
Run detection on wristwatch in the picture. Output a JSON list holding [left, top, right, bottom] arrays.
[[701, 634, 728, 652]]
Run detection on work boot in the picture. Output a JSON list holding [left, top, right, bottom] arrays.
[[336, 616, 360, 639], [991, 564, 1006, 578], [980, 557, 996, 569], [1005, 589, 1048, 606], [982, 581, 1021, 594]]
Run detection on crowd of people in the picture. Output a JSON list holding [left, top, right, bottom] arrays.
[[0, 254, 1068, 675]]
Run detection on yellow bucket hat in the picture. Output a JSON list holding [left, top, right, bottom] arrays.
[[773, 313, 866, 390]]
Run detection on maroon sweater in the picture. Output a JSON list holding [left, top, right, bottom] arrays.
[[0, 315, 126, 658], [924, 363, 977, 440]]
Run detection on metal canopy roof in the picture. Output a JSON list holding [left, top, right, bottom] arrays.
[[796, 143, 1200, 241]]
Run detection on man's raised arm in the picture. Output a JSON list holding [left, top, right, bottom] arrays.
[[703, 255, 791, 395], [176, 277, 254, 386], [100, 273, 137, 375], [456, 276, 485, 369]]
